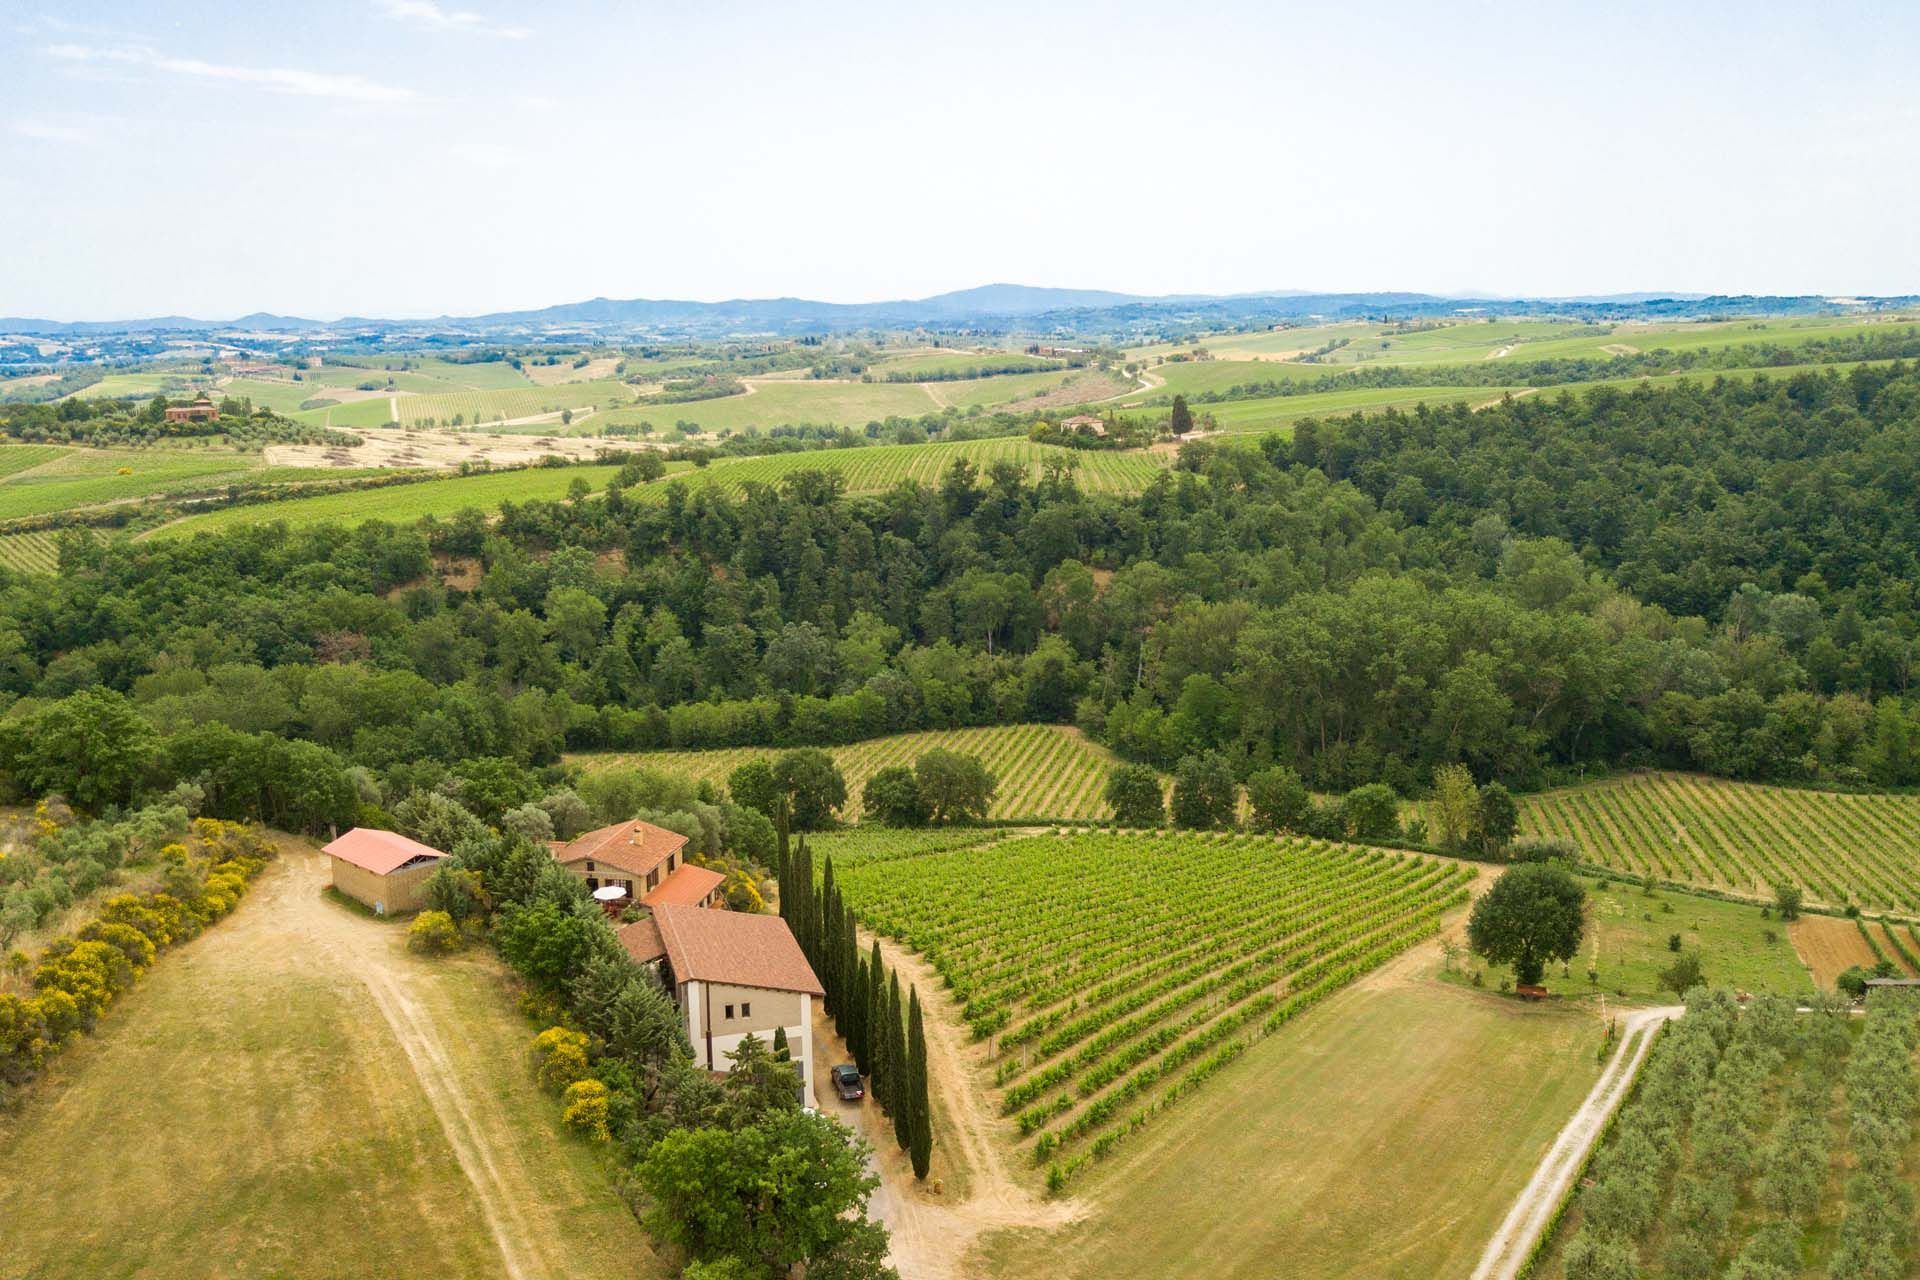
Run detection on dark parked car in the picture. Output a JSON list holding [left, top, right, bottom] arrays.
[[830, 1063, 864, 1101]]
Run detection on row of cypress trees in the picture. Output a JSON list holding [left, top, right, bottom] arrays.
[[779, 838, 932, 1178]]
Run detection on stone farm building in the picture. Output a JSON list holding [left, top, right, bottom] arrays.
[[618, 904, 824, 1101], [324, 827, 446, 915], [1061, 413, 1107, 438], [164, 395, 219, 424], [549, 819, 724, 912]]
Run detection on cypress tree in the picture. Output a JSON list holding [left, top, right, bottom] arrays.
[[849, 954, 870, 1074], [889, 972, 910, 1150], [840, 904, 859, 1043], [870, 961, 892, 1109], [772, 1024, 790, 1062], [908, 987, 932, 1178], [865, 941, 885, 1081], [820, 858, 838, 1015]]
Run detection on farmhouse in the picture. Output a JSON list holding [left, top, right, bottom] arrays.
[[618, 904, 823, 1100], [163, 395, 219, 423], [324, 827, 446, 915], [549, 818, 724, 911], [1061, 413, 1107, 437]]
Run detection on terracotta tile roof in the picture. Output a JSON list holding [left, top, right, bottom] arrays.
[[550, 819, 688, 880], [643, 864, 726, 909], [323, 827, 446, 876], [652, 904, 823, 996], [616, 916, 667, 965]]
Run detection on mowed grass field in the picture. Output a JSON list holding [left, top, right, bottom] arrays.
[[1448, 874, 1813, 1000], [147, 463, 626, 538], [975, 975, 1603, 1279], [571, 723, 1128, 822], [0, 846, 657, 1280], [840, 833, 1474, 1184], [1519, 772, 1920, 913], [0, 446, 302, 521]]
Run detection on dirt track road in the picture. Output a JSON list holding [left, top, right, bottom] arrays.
[[814, 925, 1082, 1280], [248, 847, 561, 1280], [1469, 1003, 1681, 1280]]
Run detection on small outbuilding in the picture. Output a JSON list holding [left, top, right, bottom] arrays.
[[324, 827, 447, 915]]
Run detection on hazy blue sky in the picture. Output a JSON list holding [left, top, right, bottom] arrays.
[[4, 1, 1918, 319]]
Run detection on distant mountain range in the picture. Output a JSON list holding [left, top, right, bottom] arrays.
[[3, 283, 1911, 339]]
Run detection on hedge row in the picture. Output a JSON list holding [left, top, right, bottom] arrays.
[[0, 818, 275, 1101]]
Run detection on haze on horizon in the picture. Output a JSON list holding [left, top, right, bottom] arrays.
[[3, 0, 1918, 322]]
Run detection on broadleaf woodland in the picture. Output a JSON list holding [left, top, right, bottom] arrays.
[[2, 361, 1918, 850]]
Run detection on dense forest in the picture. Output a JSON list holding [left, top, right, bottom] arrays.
[[0, 363, 1916, 848]]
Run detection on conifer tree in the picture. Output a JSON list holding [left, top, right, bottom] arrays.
[[889, 973, 910, 1149], [772, 1024, 790, 1062], [849, 953, 871, 1074], [866, 941, 885, 1083], [870, 960, 892, 1108], [820, 858, 838, 1015], [907, 987, 932, 1178]]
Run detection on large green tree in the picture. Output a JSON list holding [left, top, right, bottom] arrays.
[[1104, 763, 1165, 827], [1467, 862, 1587, 986], [636, 1109, 890, 1275], [0, 688, 157, 812]]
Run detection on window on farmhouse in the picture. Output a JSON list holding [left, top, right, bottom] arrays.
[[741, 1002, 751, 1018], [724, 1004, 734, 1019]]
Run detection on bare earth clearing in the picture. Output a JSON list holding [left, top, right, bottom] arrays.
[[1788, 913, 1880, 988], [264, 425, 624, 470]]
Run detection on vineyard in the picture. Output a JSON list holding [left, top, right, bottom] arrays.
[[1519, 772, 1920, 913], [571, 723, 1129, 822], [631, 438, 1169, 501], [0, 529, 75, 574], [146, 464, 627, 539], [834, 832, 1474, 1185], [1545, 989, 1919, 1279]]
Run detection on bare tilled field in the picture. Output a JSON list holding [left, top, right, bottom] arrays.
[[264, 426, 627, 470]]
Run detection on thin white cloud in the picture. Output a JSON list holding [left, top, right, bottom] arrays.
[[11, 119, 100, 144], [45, 43, 417, 104], [375, 0, 529, 39]]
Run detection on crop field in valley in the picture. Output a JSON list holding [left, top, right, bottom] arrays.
[[147, 463, 627, 538], [293, 379, 635, 430], [0, 529, 79, 574], [572, 722, 1129, 822], [837, 833, 1475, 1184], [0, 445, 72, 477], [0, 448, 275, 520], [1535, 990, 1918, 1279], [869, 351, 1064, 378], [1519, 772, 1920, 912]]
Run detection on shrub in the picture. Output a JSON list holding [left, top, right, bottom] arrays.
[[532, 1025, 592, 1092], [561, 1078, 611, 1141], [408, 910, 460, 954]]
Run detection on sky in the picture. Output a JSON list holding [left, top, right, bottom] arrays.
[[3, 0, 1918, 320]]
